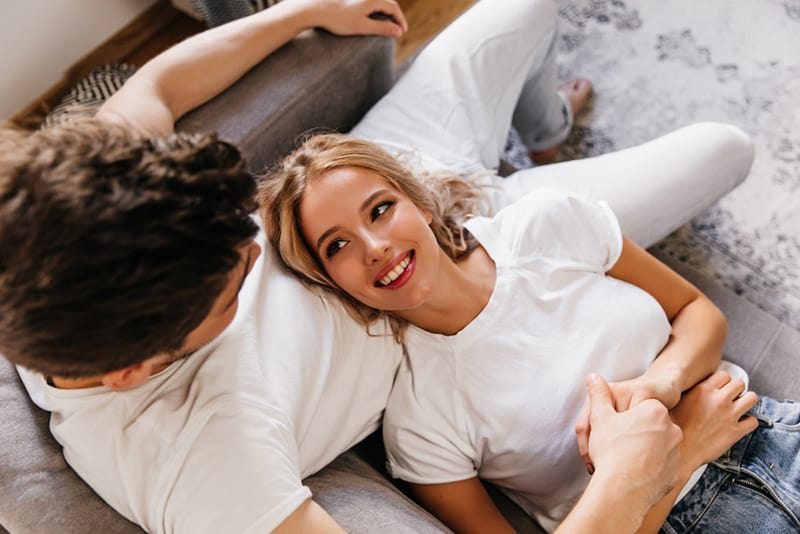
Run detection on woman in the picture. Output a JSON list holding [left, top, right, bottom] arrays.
[[261, 133, 800, 534]]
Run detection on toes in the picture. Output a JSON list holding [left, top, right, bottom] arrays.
[[559, 78, 593, 115]]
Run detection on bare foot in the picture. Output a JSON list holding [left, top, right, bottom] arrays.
[[530, 79, 593, 165]]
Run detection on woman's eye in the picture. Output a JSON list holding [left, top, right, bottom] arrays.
[[371, 201, 394, 221], [325, 239, 348, 259]]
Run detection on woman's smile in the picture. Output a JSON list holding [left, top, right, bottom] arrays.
[[376, 250, 416, 288]]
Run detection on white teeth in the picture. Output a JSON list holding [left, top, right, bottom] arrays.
[[379, 254, 411, 286]]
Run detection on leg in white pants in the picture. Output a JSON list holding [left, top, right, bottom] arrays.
[[487, 122, 755, 247], [354, 0, 755, 245], [353, 0, 567, 175]]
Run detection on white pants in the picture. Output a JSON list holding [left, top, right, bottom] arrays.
[[353, 0, 755, 247]]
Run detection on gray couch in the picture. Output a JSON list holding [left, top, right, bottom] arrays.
[[1, 30, 798, 534]]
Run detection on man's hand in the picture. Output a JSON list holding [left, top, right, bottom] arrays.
[[575, 365, 684, 468], [670, 370, 758, 475], [580, 374, 682, 508], [303, 0, 408, 37]]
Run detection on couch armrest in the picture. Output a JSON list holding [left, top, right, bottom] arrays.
[[177, 30, 395, 174]]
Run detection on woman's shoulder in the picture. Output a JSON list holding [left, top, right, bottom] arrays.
[[469, 187, 622, 267]]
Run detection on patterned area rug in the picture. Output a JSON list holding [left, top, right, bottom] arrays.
[[507, 0, 800, 329]]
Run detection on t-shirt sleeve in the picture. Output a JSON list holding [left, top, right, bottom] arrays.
[[160, 400, 311, 534], [382, 368, 477, 485], [466, 187, 623, 272]]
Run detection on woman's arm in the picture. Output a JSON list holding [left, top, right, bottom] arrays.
[[607, 237, 727, 409], [577, 236, 726, 471], [97, 0, 407, 136], [273, 499, 347, 534], [409, 478, 517, 534]]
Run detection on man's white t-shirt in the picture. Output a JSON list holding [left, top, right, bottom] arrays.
[[18, 229, 402, 534], [383, 188, 673, 532]]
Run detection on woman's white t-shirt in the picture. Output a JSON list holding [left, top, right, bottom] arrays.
[[383, 188, 672, 532]]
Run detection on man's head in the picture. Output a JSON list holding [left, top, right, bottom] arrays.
[[0, 120, 259, 380]]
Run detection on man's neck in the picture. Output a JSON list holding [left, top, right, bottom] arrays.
[[49, 375, 103, 389], [48, 352, 187, 390]]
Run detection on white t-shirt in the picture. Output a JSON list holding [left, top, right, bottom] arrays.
[[383, 188, 672, 532], [18, 229, 402, 534]]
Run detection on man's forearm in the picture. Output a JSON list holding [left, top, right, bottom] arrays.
[[556, 472, 652, 534], [98, 0, 324, 134], [634, 474, 690, 534]]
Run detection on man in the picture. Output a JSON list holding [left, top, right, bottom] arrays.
[[1, 0, 752, 531]]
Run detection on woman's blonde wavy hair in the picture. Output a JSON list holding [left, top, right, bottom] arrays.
[[259, 133, 487, 342]]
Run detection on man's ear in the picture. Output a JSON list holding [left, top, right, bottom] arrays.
[[101, 362, 151, 390]]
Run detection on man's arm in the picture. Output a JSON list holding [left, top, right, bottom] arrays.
[[97, 0, 407, 136]]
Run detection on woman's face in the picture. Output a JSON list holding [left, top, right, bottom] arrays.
[[298, 166, 442, 312]]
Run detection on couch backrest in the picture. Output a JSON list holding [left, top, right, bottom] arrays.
[[177, 31, 395, 175]]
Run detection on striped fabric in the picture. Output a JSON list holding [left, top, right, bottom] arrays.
[[43, 62, 137, 129]]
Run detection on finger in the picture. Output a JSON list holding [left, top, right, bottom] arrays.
[[720, 377, 746, 400], [704, 370, 732, 389], [574, 398, 592, 472], [737, 414, 759, 436], [364, 15, 404, 37], [734, 390, 758, 415], [586, 373, 616, 417], [379, 0, 408, 31]]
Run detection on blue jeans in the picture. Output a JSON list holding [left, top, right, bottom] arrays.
[[662, 397, 800, 533]]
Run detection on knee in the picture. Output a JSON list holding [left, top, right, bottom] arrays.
[[691, 122, 756, 187], [685, 122, 755, 189]]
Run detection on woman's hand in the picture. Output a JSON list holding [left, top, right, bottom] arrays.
[[607, 372, 683, 412], [670, 370, 759, 475], [303, 0, 408, 37]]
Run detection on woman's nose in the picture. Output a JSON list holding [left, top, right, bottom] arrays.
[[363, 233, 391, 263]]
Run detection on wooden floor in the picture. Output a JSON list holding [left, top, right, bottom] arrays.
[[395, 0, 474, 63], [13, 0, 472, 125]]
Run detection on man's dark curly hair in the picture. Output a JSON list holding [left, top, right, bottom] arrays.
[[0, 120, 258, 378]]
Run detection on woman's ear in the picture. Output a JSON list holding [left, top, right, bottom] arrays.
[[424, 209, 433, 225]]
